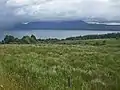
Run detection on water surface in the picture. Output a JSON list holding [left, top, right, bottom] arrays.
[[0, 30, 120, 40]]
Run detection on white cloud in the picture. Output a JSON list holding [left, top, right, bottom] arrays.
[[7, 0, 105, 19], [0, 0, 120, 28]]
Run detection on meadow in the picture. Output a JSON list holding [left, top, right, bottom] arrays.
[[0, 39, 120, 90]]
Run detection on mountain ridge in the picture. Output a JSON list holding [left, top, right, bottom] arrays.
[[12, 20, 120, 31]]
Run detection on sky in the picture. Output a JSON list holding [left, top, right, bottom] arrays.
[[0, 0, 120, 28]]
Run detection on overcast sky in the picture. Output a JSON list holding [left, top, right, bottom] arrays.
[[0, 0, 120, 28]]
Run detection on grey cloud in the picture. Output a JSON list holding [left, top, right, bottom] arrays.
[[0, 0, 120, 28]]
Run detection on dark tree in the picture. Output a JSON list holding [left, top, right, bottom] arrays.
[[4, 35, 15, 44], [31, 35, 37, 41], [31, 35, 37, 43]]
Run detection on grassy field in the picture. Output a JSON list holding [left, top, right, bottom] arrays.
[[0, 39, 120, 90]]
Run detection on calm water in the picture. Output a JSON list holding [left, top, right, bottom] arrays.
[[0, 30, 120, 40]]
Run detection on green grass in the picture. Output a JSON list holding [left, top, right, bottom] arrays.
[[0, 39, 120, 90]]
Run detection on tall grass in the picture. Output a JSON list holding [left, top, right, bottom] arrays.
[[0, 39, 120, 90]]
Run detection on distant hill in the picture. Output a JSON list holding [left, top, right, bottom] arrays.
[[12, 20, 120, 31]]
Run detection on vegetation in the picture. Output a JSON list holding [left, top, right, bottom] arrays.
[[0, 33, 120, 44], [66, 33, 120, 40], [0, 38, 120, 90]]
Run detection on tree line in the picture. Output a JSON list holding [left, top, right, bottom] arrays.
[[0, 33, 120, 44], [66, 33, 120, 40]]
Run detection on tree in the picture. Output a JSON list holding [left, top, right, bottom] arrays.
[[21, 36, 31, 44], [31, 35, 37, 41], [21, 35, 37, 44], [4, 35, 15, 44], [31, 35, 37, 44]]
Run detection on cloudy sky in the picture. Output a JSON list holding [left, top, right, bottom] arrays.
[[0, 0, 120, 28]]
